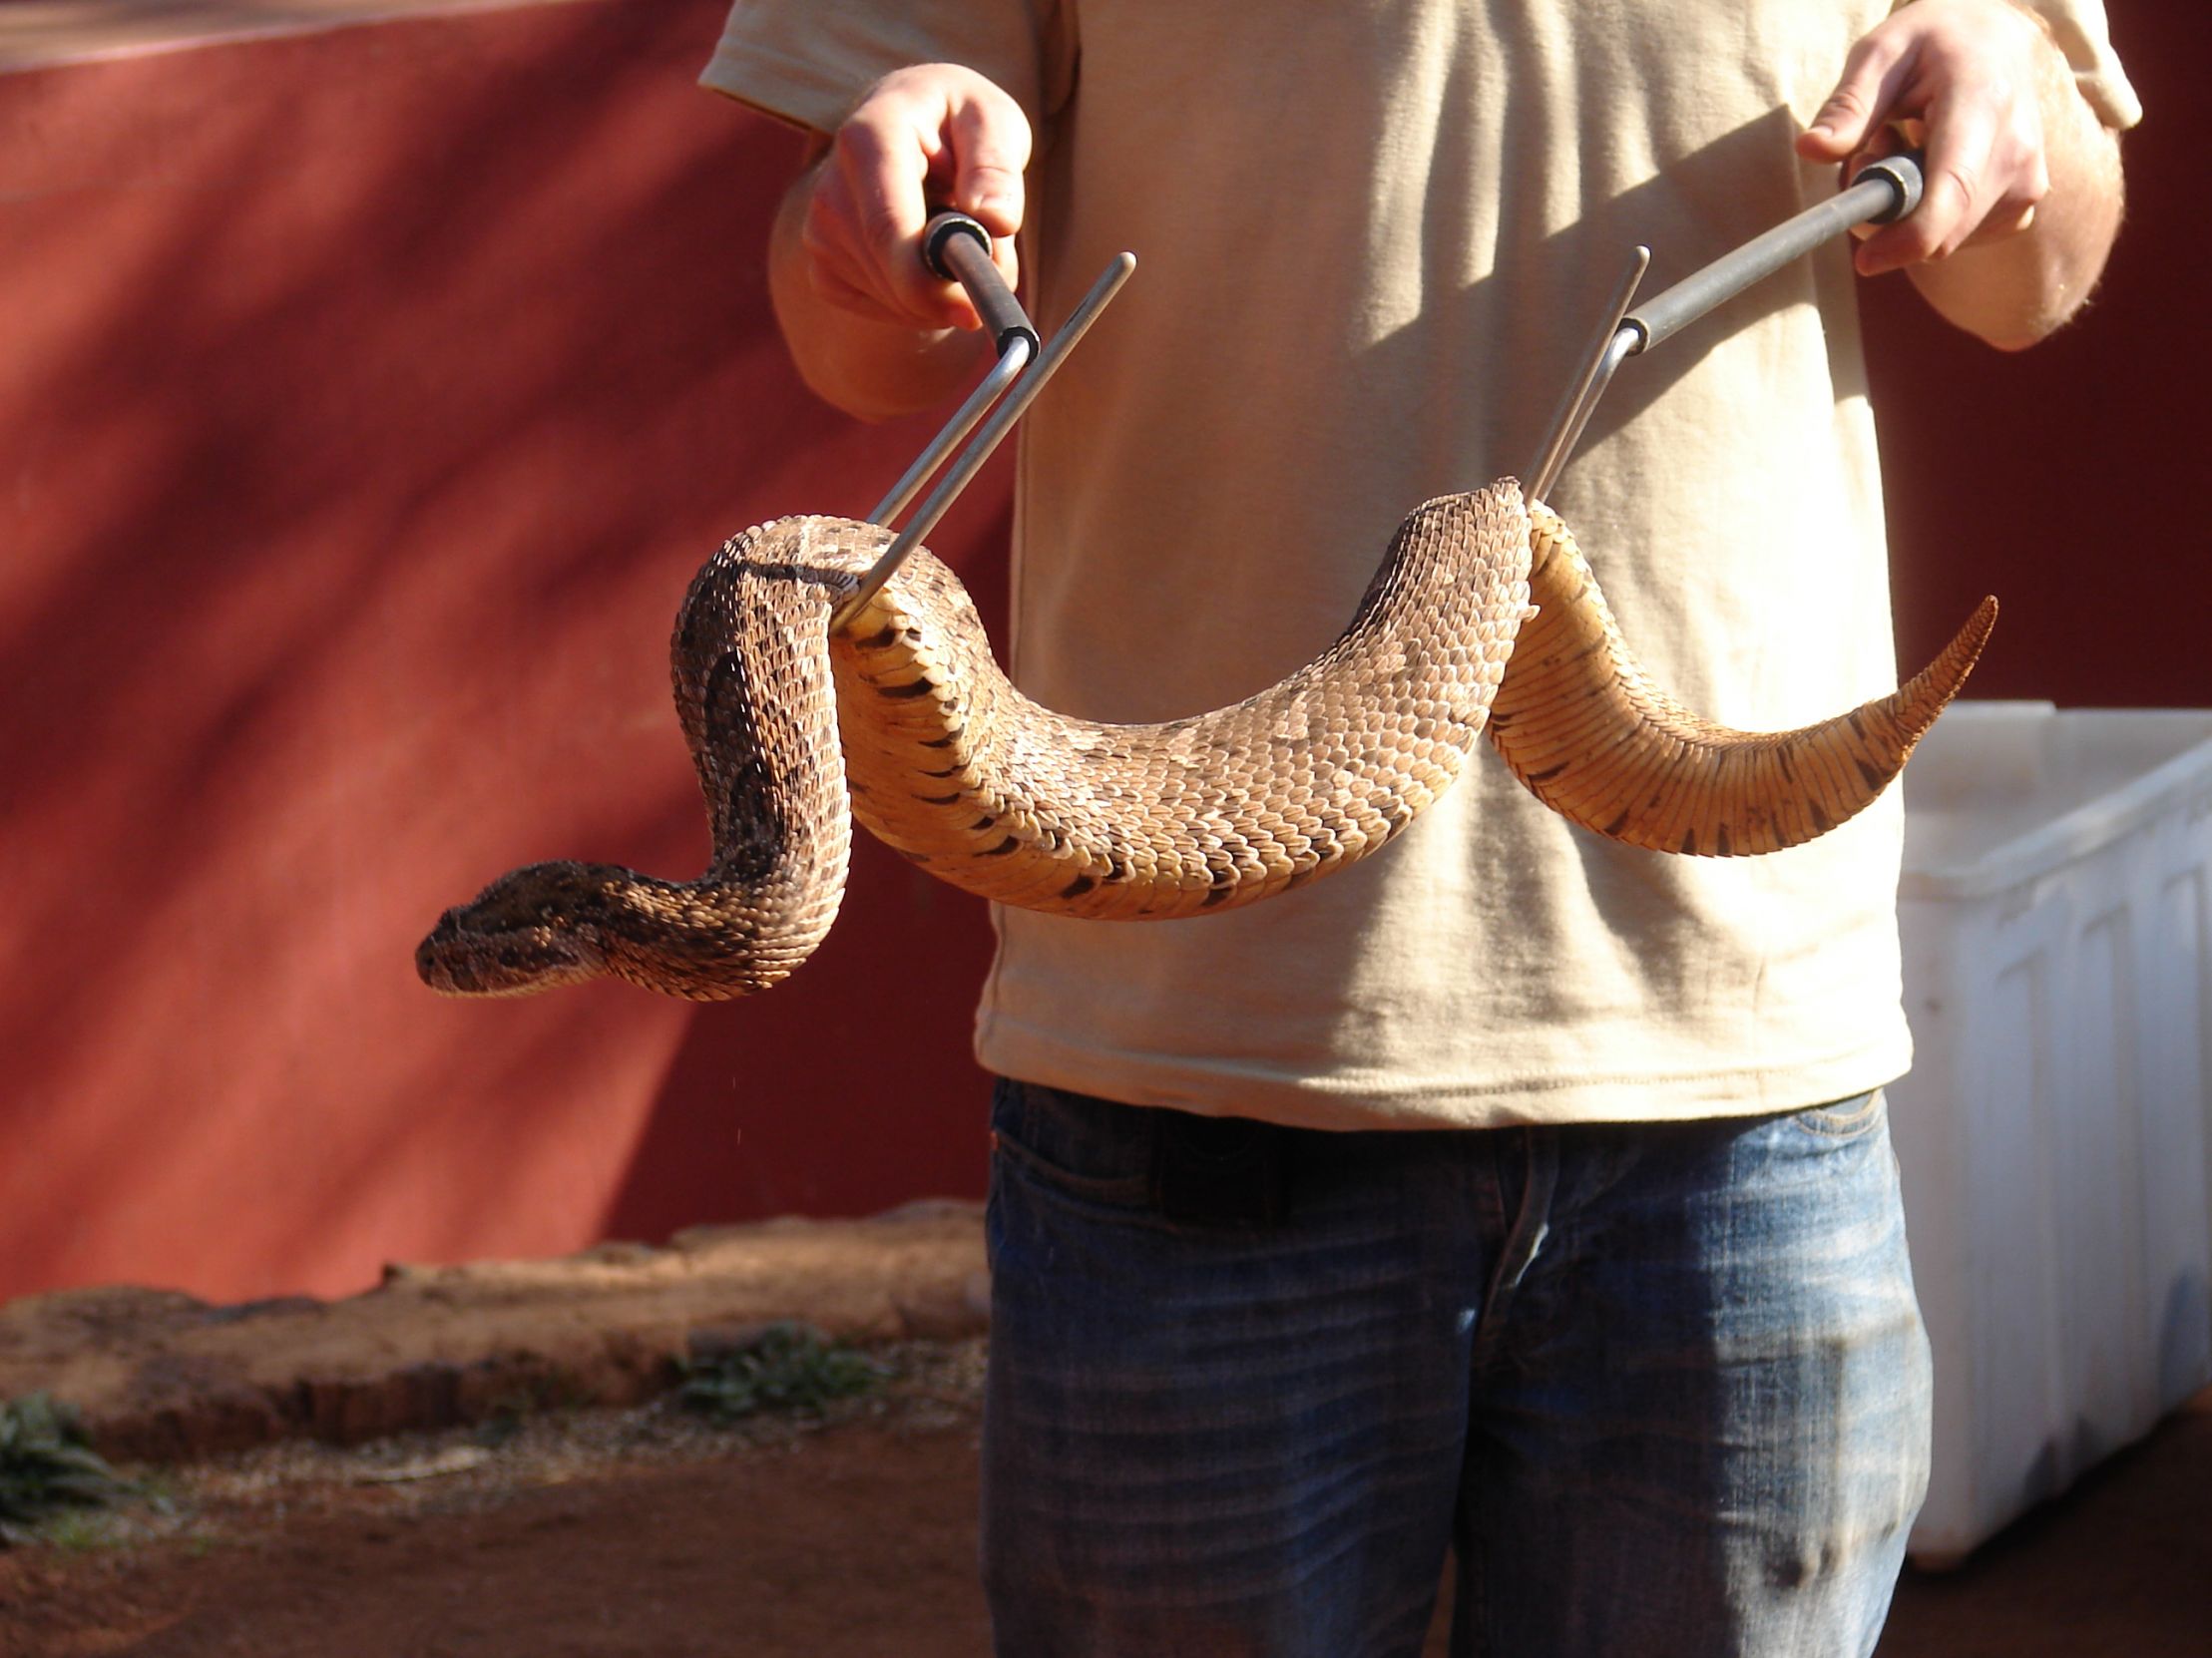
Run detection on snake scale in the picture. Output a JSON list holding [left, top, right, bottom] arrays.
[[417, 479, 1994, 1000]]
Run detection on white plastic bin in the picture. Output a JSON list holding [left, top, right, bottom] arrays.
[[1890, 700, 2212, 1565]]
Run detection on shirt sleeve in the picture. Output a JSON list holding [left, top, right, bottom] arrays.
[[2026, 0, 2142, 130], [698, 0, 1078, 141]]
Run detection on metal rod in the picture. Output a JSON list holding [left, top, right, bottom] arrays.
[[866, 337, 1033, 527], [1525, 244, 1649, 503], [1523, 154, 1924, 500], [1533, 327, 1639, 505], [1624, 154, 1922, 353], [833, 250, 1138, 630]]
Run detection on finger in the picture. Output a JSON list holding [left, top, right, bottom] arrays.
[[809, 260, 917, 326], [1798, 28, 1918, 162], [809, 149, 972, 330], [807, 212, 972, 331], [943, 89, 1028, 294], [1856, 88, 2000, 273], [989, 233, 1022, 296], [833, 116, 975, 329], [801, 162, 902, 321], [1957, 105, 2049, 250]]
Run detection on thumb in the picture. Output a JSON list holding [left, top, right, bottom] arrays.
[[1799, 34, 1910, 162], [946, 94, 1030, 235]]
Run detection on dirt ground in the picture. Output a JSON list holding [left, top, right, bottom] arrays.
[[3, 1346, 2208, 1658], [2, 1210, 2205, 1657], [0, 1341, 995, 1658]]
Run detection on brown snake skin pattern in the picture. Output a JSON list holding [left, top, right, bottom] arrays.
[[416, 479, 1993, 1000]]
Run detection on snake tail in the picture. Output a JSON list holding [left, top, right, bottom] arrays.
[[1484, 502, 1997, 856]]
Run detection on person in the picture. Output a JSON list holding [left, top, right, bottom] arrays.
[[700, 4, 2138, 1654]]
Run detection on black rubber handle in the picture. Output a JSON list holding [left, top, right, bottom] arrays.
[[923, 211, 1040, 358], [1625, 152, 1926, 354], [1858, 151, 1926, 223]]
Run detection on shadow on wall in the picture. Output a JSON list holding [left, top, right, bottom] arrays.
[[0, 0, 1010, 1304]]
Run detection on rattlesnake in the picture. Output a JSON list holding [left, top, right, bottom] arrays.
[[416, 479, 1992, 1000]]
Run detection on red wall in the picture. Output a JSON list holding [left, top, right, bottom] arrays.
[[0, 0, 2201, 1305], [0, 0, 1010, 1303], [1866, 5, 2208, 706]]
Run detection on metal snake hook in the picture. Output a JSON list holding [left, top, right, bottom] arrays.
[[1526, 244, 1650, 506], [1523, 152, 1927, 503], [831, 213, 1136, 631]]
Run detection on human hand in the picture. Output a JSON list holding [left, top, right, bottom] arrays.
[[1797, 0, 2068, 278], [798, 63, 1032, 334]]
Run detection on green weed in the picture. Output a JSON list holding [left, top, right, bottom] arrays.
[[0, 1394, 140, 1546], [676, 1323, 886, 1425]]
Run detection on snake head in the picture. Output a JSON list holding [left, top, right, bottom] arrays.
[[415, 862, 613, 998]]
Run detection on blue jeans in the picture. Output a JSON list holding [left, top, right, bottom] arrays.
[[981, 1078, 1932, 1658]]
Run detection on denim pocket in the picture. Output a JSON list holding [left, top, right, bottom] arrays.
[[990, 1077, 1157, 1211], [1788, 1087, 1888, 1141]]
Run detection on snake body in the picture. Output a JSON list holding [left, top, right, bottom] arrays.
[[416, 479, 1992, 1000]]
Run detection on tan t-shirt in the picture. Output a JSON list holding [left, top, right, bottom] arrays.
[[702, 1, 2139, 1129]]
